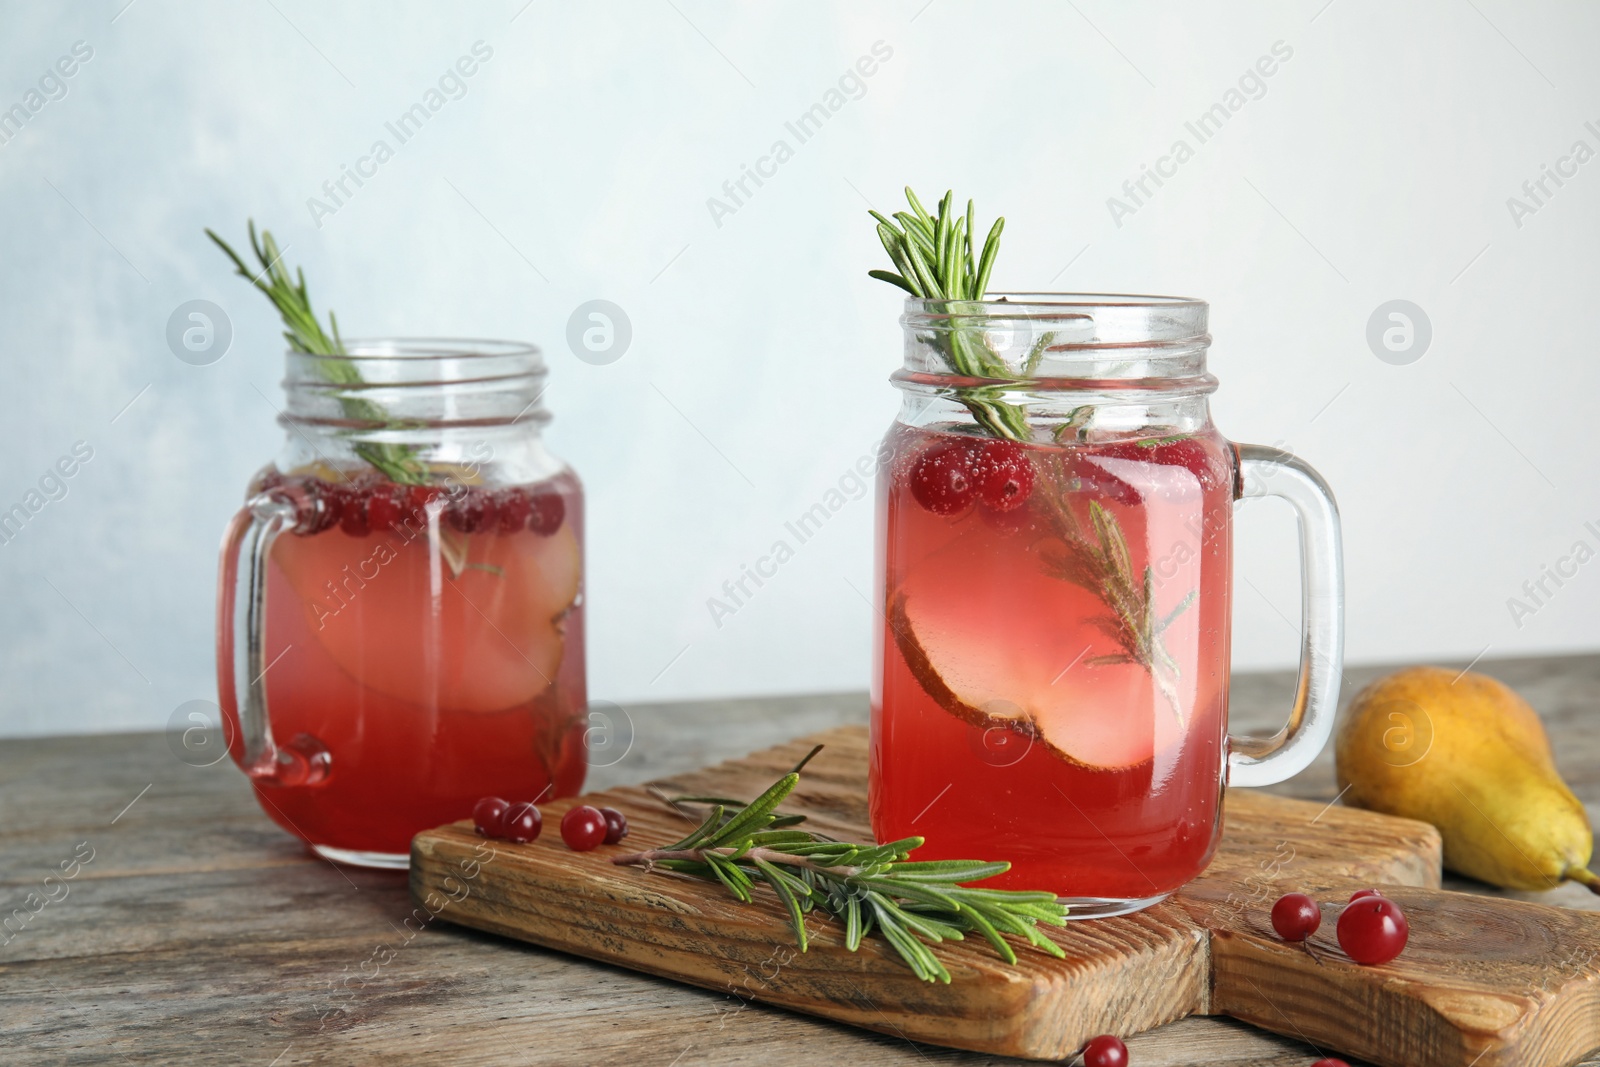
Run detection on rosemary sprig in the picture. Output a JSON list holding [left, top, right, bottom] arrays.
[[1037, 489, 1191, 721], [869, 188, 1029, 441], [867, 187, 1003, 303], [206, 222, 428, 485], [615, 758, 1068, 983]]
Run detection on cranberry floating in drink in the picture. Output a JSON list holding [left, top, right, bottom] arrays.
[[864, 195, 1343, 917], [209, 229, 588, 870]]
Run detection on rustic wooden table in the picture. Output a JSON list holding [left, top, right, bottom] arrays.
[[4, 655, 1598, 1066]]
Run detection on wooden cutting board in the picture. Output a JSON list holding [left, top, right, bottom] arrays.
[[410, 726, 1600, 1066]]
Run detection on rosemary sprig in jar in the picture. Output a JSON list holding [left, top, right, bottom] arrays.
[[206, 221, 428, 485], [868, 187, 1032, 442]]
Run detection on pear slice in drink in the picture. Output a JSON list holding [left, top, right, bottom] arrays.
[[274, 520, 581, 713], [890, 591, 1185, 772]]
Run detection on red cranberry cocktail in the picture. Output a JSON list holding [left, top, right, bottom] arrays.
[[870, 295, 1343, 916], [217, 340, 586, 867]]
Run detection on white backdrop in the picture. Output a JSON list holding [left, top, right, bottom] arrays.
[[2, 0, 1597, 736]]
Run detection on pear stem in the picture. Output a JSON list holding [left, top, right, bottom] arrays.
[[1566, 866, 1600, 895]]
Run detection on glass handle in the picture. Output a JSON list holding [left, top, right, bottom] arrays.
[[1227, 444, 1345, 788], [217, 491, 331, 786]]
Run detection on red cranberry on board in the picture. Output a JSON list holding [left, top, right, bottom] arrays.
[[560, 805, 608, 851], [599, 807, 629, 845], [1336, 895, 1409, 965], [502, 801, 543, 844], [472, 796, 510, 837], [1270, 893, 1322, 942], [1081, 1033, 1128, 1067]]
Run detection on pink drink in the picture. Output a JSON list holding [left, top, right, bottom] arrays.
[[218, 467, 587, 857], [871, 423, 1235, 901]]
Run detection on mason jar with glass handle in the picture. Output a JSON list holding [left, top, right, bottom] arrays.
[[217, 339, 587, 869], [869, 294, 1342, 916]]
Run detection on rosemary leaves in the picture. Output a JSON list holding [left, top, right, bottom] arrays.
[[614, 754, 1068, 983], [207, 222, 426, 484]]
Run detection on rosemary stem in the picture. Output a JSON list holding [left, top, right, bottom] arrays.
[[207, 221, 429, 485], [612, 846, 861, 878], [615, 764, 1069, 980]]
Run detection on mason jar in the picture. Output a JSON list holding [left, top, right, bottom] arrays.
[[216, 339, 586, 868], [870, 295, 1342, 916]]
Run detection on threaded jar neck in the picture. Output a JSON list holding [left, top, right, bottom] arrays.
[[283, 338, 547, 430], [897, 293, 1214, 396]]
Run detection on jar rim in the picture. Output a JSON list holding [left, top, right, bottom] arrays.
[[896, 291, 1212, 390], [296, 337, 541, 362], [901, 293, 1209, 344], [922, 291, 1206, 309], [281, 336, 548, 429], [904, 292, 1208, 328]]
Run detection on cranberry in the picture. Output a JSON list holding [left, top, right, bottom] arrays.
[[1270, 893, 1321, 941], [476, 488, 503, 528], [366, 482, 405, 531], [1062, 450, 1142, 507], [974, 441, 1034, 512], [560, 805, 608, 851], [1147, 436, 1220, 480], [495, 488, 532, 533], [1101, 435, 1230, 495], [502, 801, 543, 844], [445, 486, 499, 533], [527, 491, 566, 536], [407, 484, 443, 520], [472, 796, 510, 837], [1311, 1060, 1351, 1067], [1348, 888, 1382, 903], [1336, 895, 1408, 965], [599, 807, 628, 844], [909, 439, 980, 515], [1081, 1034, 1128, 1067], [337, 484, 371, 537]]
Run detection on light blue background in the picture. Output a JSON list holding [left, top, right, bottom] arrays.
[[2, 0, 1597, 736]]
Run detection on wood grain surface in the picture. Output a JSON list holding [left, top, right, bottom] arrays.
[[414, 725, 1600, 1065], [3, 656, 1599, 1065]]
